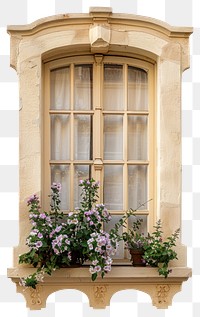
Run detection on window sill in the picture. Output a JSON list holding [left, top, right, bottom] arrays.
[[7, 266, 191, 310]]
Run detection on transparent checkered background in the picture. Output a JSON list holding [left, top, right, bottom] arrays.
[[0, 0, 199, 316]]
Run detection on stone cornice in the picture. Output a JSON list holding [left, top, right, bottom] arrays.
[[7, 9, 192, 39]]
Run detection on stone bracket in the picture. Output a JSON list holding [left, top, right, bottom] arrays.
[[8, 266, 192, 310]]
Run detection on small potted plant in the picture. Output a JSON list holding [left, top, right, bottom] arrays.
[[142, 220, 180, 278], [122, 218, 146, 266], [123, 218, 180, 277]]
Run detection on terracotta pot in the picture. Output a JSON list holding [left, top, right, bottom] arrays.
[[129, 248, 146, 267]]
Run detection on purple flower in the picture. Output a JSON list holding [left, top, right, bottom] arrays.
[[36, 241, 43, 248], [27, 194, 39, 206], [55, 225, 62, 233], [95, 265, 101, 272], [51, 182, 62, 192], [104, 265, 111, 272]]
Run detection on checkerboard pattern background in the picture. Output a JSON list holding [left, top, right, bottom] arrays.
[[0, 0, 199, 316]]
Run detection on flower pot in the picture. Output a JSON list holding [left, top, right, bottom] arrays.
[[129, 248, 146, 267]]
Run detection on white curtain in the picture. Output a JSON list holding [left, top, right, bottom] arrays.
[[128, 66, 148, 110], [51, 114, 70, 160], [50, 67, 70, 110], [103, 65, 123, 110], [104, 115, 123, 160], [74, 65, 92, 110], [50, 64, 148, 212], [103, 66, 148, 211]]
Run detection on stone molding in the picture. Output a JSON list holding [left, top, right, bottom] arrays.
[[8, 267, 191, 310]]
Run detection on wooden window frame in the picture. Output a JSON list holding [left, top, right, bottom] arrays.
[[43, 55, 156, 243]]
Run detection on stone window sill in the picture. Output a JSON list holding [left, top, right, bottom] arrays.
[[7, 266, 191, 310]]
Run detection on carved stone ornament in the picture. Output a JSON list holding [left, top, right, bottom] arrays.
[[93, 285, 107, 304], [156, 284, 170, 305], [30, 286, 42, 306]]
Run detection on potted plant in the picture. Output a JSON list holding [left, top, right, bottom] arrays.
[[123, 218, 180, 277], [122, 218, 146, 266], [19, 179, 121, 288], [142, 220, 180, 278]]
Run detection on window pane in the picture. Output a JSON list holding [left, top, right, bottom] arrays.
[[74, 165, 90, 208], [103, 64, 124, 110], [50, 67, 70, 110], [128, 215, 148, 235], [74, 65, 93, 110], [128, 165, 147, 210], [128, 116, 147, 160], [104, 115, 123, 160], [51, 114, 70, 160], [104, 165, 123, 210], [104, 215, 124, 259], [128, 66, 148, 111], [51, 165, 70, 210], [74, 115, 92, 160]]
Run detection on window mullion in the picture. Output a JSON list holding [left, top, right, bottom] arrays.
[[70, 64, 74, 210], [124, 64, 128, 213], [93, 57, 104, 200]]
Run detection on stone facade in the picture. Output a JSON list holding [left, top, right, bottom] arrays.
[[7, 7, 192, 309]]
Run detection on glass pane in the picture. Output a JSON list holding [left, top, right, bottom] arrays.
[[104, 115, 123, 160], [51, 165, 70, 210], [128, 116, 147, 160], [103, 64, 124, 110], [51, 114, 70, 160], [128, 215, 148, 235], [74, 115, 92, 160], [128, 165, 147, 210], [50, 67, 70, 110], [104, 165, 123, 210], [104, 215, 124, 259], [74, 65, 93, 110], [128, 66, 148, 111], [74, 165, 90, 208]]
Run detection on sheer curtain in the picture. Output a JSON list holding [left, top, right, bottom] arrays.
[[50, 64, 148, 212], [50, 66, 93, 209], [103, 65, 148, 211], [50, 67, 70, 110]]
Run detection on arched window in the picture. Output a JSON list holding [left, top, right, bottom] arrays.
[[43, 56, 155, 260], [7, 8, 192, 309]]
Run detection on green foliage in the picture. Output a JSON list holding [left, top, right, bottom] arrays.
[[143, 220, 180, 278], [122, 218, 145, 249], [122, 218, 180, 278]]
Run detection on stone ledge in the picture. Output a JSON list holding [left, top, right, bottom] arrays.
[[7, 266, 191, 310]]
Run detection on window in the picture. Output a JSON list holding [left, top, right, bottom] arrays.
[[7, 8, 192, 309], [44, 55, 155, 260]]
